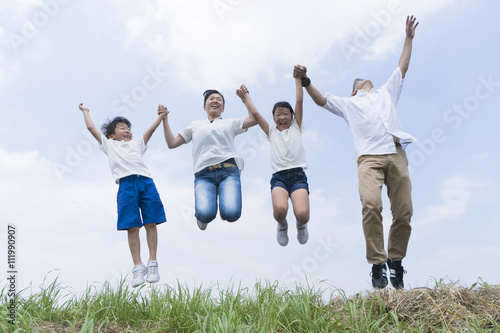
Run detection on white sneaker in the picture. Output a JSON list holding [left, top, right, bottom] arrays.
[[197, 219, 208, 231], [146, 261, 160, 283], [131, 264, 148, 287], [276, 221, 289, 246], [297, 222, 309, 245]]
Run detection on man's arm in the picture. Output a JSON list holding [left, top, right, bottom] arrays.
[[398, 15, 419, 78], [158, 105, 186, 148], [237, 85, 259, 130], [79, 103, 102, 144], [293, 65, 327, 107]]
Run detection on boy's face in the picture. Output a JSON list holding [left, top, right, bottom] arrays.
[[273, 107, 293, 131], [109, 122, 132, 141]]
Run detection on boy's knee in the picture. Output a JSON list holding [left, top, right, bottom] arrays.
[[127, 226, 140, 234], [144, 223, 157, 231]]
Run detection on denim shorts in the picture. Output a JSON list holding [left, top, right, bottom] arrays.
[[270, 167, 310, 195], [117, 175, 166, 230]]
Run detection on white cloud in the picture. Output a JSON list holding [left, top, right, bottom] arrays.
[[419, 175, 484, 226], [114, 0, 458, 91]]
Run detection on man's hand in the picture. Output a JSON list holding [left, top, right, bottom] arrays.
[[293, 65, 307, 78], [406, 15, 419, 39], [399, 15, 419, 77]]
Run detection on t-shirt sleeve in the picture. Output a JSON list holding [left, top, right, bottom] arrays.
[[381, 67, 404, 104], [138, 136, 148, 156], [322, 92, 347, 119], [233, 118, 248, 136], [267, 124, 275, 141], [99, 133, 109, 155], [178, 123, 193, 144]]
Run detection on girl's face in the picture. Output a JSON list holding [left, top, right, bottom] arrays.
[[204, 93, 225, 118], [273, 107, 293, 131], [110, 122, 132, 141]]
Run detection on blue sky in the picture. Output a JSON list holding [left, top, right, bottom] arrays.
[[1, 0, 499, 297]]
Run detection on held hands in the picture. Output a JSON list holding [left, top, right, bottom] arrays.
[[405, 15, 419, 39], [236, 84, 249, 102], [293, 65, 307, 78], [79, 103, 89, 112], [157, 104, 169, 118]]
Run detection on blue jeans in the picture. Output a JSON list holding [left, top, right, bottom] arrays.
[[194, 164, 242, 224]]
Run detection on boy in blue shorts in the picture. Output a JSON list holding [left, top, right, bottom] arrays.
[[79, 103, 167, 287]]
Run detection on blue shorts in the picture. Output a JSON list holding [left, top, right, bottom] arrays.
[[270, 167, 310, 195], [116, 175, 166, 230]]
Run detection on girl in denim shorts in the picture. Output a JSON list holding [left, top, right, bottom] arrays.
[[245, 73, 310, 246]]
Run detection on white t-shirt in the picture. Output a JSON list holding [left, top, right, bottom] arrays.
[[179, 117, 248, 173], [322, 67, 416, 158], [268, 120, 308, 173], [99, 133, 151, 183]]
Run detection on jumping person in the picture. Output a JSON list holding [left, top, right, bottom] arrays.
[[294, 16, 419, 289], [78, 103, 167, 288], [238, 77, 310, 246], [158, 87, 257, 230]]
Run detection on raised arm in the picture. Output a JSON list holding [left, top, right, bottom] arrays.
[[236, 85, 266, 133], [143, 112, 166, 145], [294, 76, 304, 129], [79, 103, 102, 144], [158, 105, 186, 149], [398, 15, 419, 78], [293, 65, 327, 107]]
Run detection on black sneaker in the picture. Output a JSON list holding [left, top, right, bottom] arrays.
[[387, 259, 406, 289], [370, 264, 388, 289]]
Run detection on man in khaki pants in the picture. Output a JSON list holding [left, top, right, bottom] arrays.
[[294, 15, 419, 289]]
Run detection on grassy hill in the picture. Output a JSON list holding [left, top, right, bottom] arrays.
[[1, 277, 499, 332]]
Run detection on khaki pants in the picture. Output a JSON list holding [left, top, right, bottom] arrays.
[[357, 145, 412, 265]]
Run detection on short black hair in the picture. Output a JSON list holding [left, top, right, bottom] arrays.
[[203, 89, 225, 107], [352, 78, 364, 92], [272, 101, 294, 116], [101, 116, 132, 138]]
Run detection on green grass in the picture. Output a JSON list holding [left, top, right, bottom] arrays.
[[0, 277, 499, 332]]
